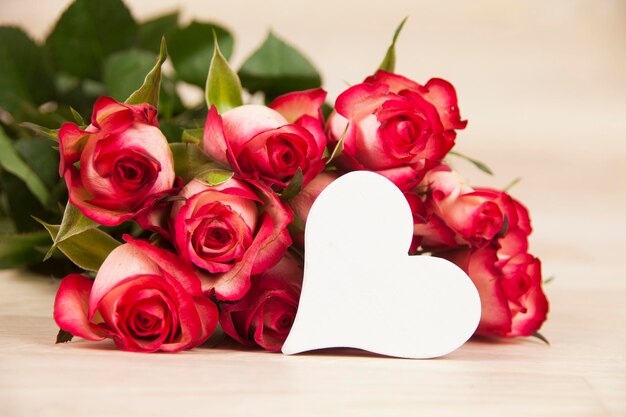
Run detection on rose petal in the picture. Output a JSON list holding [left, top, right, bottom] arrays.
[[203, 105, 237, 169], [508, 257, 549, 336], [58, 123, 95, 176], [335, 82, 390, 121], [422, 78, 467, 131], [88, 243, 161, 319], [446, 247, 512, 336], [65, 168, 137, 226], [221, 105, 287, 155], [269, 88, 327, 123], [54, 274, 107, 341], [366, 70, 423, 92], [124, 236, 205, 296]]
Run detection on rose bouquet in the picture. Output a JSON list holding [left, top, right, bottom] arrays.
[[0, 0, 548, 353]]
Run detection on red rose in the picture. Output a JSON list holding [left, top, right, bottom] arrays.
[[220, 251, 303, 351], [171, 177, 292, 301], [58, 97, 175, 226], [444, 246, 548, 337], [405, 190, 457, 253], [286, 171, 339, 248], [53, 236, 218, 352], [203, 89, 327, 191], [328, 71, 466, 190], [414, 166, 517, 249]]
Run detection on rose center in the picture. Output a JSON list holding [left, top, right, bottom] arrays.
[[276, 314, 293, 332], [266, 134, 306, 179], [112, 155, 159, 192], [205, 226, 232, 248]]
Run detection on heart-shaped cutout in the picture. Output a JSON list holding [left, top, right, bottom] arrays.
[[282, 171, 481, 358]]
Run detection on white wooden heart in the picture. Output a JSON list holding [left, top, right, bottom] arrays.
[[282, 171, 481, 358]]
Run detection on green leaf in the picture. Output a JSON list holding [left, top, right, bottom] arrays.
[[158, 76, 185, 120], [35, 218, 121, 272], [46, 0, 138, 79], [0, 126, 50, 206], [195, 169, 234, 187], [13, 138, 59, 189], [238, 31, 321, 101], [326, 123, 349, 166], [69, 107, 86, 126], [125, 38, 168, 107], [543, 275, 555, 285], [19, 122, 59, 141], [378, 17, 408, 73], [503, 177, 522, 193], [0, 172, 45, 232], [0, 231, 51, 268], [0, 27, 55, 114], [448, 151, 494, 176], [103, 49, 156, 102], [168, 21, 234, 87], [280, 168, 304, 200], [137, 11, 179, 53], [56, 329, 74, 344], [44, 202, 98, 261], [170, 143, 219, 182], [206, 31, 243, 113], [181, 128, 203, 144], [531, 331, 550, 345]]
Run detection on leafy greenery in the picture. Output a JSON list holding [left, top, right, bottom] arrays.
[[195, 169, 234, 187], [168, 21, 234, 87], [0, 126, 50, 206], [205, 31, 243, 113], [448, 151, 494, 176], [46, 0, 138, 79], [378, 17, 408, 73], [125, 37, 168, 107], [36, 219, 121, 272], [44, 203, 98, 260], [0, 27, 55, 114], [238, 31, 321, 101], [104, 49, 158, 102], [170, 143, 220, 182], [137, 12, 179, 53], [0, 231, 52, 268]]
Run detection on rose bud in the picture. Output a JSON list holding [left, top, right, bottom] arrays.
[[443, 246, 549, 338], [58, 97, 175, 226], [287, 171, 340, 248], [53, 236, 218, 352], [203, 89, 328, 192], [171, 177, 292, 301], [416, 166, 517, 249], [328, 71, 466, 190], [220, 251, 303, 351]]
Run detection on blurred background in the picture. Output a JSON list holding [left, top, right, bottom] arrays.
[[1, 0, 625, 285]]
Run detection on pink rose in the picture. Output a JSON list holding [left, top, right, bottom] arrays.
[[405, 190, 457, 253], [171, 177, 292, 301], [414, 166, 517, 248], [53, 236, 218, 352], [444, 246, 548, 338], [58, 97, 175, 226], [220, 251, 303, 351], [203, 89, 328, 191], [329, 71, 466, 190], [286, 171, 339, 248]]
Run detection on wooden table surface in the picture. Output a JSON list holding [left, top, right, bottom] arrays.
[[1, 250, 625, 417], [1, 0, 625, 416]]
